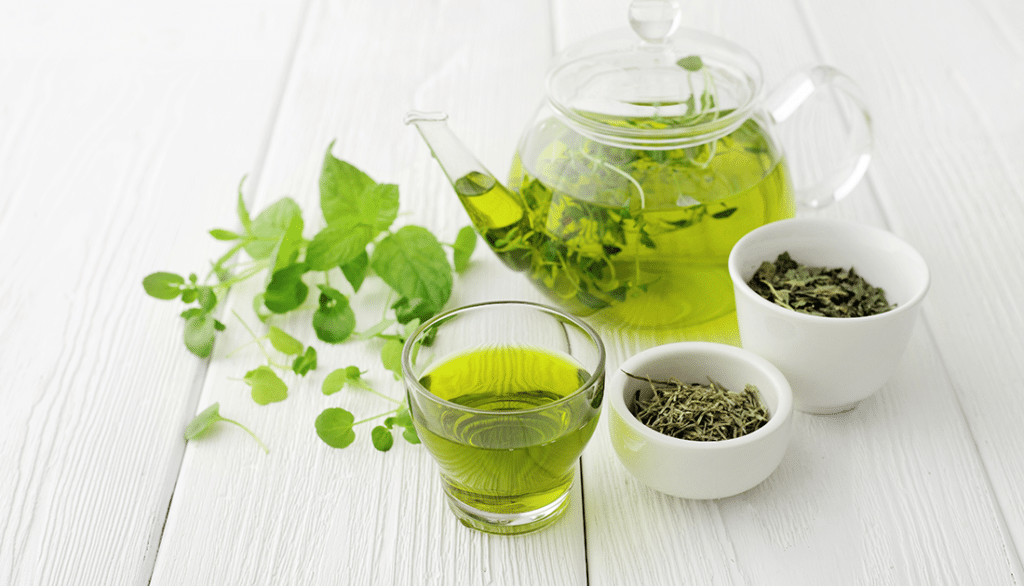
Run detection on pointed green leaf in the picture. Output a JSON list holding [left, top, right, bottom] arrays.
[[381, 338, 404, 380], [340, 250, 369, 292], [371, 226, 452, 317], [305, 222, 372, 271], [320, 145, 377, 225], [244, 197, 302, 260], [184, 403, 223, 439], [209, 229, 241, 241]]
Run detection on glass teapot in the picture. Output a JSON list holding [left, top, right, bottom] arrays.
[[407, 0, 871, 331]]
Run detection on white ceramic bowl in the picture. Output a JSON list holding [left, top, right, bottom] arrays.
[[728, 218, 930, 414], [608, 342, 794, 500]]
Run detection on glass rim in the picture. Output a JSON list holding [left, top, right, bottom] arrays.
[[401, 300, 606, 415]]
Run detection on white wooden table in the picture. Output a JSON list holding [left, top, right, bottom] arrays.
[[3, 0, 1023, 584]]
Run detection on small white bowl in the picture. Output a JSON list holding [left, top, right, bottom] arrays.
[[728, 218, 930, 414], [608, 342, 794, 500]]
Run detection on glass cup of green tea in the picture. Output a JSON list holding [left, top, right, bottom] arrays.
[[402, 301, 605, 535]]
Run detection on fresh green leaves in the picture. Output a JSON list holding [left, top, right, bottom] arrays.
[[185, 402, 269, 454], [145, 144, 476, 453]]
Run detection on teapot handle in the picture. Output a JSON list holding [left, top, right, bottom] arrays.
[[765, 65, 873, 209]]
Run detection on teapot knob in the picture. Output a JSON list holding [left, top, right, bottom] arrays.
[[628, 0, 682, 44]]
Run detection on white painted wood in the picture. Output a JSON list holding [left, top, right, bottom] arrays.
[[3, 0, 1024, 584], [0, 1, 307, 584]]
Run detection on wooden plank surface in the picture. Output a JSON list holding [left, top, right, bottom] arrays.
[[0, 1, 308, 583], [1, 0, 1023, 584]]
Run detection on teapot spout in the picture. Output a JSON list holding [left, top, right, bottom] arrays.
[[405, 111, 532, 271]]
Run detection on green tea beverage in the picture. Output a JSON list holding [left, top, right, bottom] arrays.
[[414, 347, 599, 517], [461, 115, 795, 331], [402, 302, 604, 535]]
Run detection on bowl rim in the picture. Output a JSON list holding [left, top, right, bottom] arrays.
[[609, 341, 793, 450], [727, 217, 931, 324]]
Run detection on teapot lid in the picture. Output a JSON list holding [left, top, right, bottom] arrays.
[[546, 0, 763, 148]]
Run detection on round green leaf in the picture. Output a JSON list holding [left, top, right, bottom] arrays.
[[371, 425, 394, 452], [322, 368, 351, 396], [316, 408, 356, 448], [143, 272, 185, 300], [264, 263, 309, 314], [313, 292, 356, 344]]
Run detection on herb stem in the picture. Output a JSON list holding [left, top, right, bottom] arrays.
[[222, 417, 270, 454]]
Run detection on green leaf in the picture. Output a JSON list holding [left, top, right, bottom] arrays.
[[453, 226, 477, 273], [305, 222, 373, 271], [244, 365, 288, 405], [264, 263, 309, 313], [340, 250, 369, 292], [244, 197, 302, 260], [271, 212, 306, 273], [392, 296, 434, 325], [371, 425, 394, 451], [381, 338, 404, 380], [313, 285, 356, 343], [143, 272, 185, 300], [315, 407, 356, 448], [237, 177, 253, 233], [184, 403, 223, 439], [402, 426, 421, 444], [712, 207, 738, 219], [292, 346, 317, 376], [361, 183, 400, 235], [209, 228, 241, 241], [183, 314, 216, 358], [320, 145, 378, 224], [371, 226, 453, 317], [677, 55, 704, 72], [268, 326, 304, 355], [196, 286, 217, 312], [322, 366, 369, 395]]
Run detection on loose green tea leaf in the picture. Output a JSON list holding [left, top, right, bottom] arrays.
[[677, 55, 704, 72], [244, 365, 289, 405], [747, 251, 894, 318], [143, 272, 185, 300], [627, 373, 770, 441], [315, 407, 357, 448], [185, 402, 269, 454]]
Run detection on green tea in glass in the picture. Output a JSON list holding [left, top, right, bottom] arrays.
[[402, 301, 605, 535]]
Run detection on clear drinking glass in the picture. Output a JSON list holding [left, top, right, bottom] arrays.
[[402, 301, 605, 535]]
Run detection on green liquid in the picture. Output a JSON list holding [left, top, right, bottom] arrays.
[[413, 346, 601, 518], [460, 116, 796, 331]]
